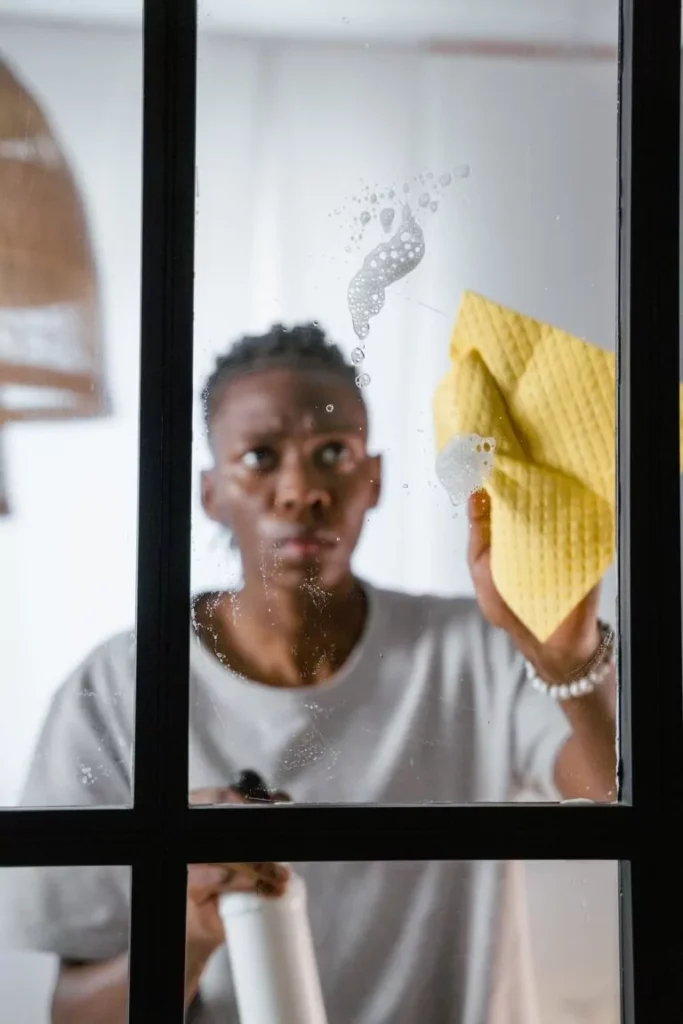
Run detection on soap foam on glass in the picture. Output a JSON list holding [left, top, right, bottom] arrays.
[[435, 434, 496, 506]]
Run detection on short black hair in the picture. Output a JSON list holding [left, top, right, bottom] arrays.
[[202, 322, 360, 429]]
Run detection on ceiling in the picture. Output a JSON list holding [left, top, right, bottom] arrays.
[[0, 0, 618, 45]]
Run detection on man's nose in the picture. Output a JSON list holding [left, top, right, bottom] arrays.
[[274, 456, 331, 513]]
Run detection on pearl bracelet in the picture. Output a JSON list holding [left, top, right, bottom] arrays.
[[524, 620, 615, 701]]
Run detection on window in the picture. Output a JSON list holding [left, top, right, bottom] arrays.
[[0, 1, 681, 1022]]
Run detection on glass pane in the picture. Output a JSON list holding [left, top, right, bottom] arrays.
[[190, 3, 619, 804], [0, 865, 131, 1023], [185, 859, 619, 1023], [0, 11, 142, 806]]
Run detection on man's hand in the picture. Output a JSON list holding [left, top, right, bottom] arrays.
[[467, 490, 617, 800], [467, 490, 601, 681], [185, 785, 290, 1004]]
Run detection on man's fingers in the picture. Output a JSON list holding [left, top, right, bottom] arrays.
[[190, 776, 291, 808], [189, 787, 244, 807], [467, 490, 491, 567], [189, 861, 290, 902]]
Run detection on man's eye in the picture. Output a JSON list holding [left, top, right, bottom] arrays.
[[241, 447, 276, 470], [317, 442, 348, 468]]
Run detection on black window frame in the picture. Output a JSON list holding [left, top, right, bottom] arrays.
[[1, 1, 682, 1021]]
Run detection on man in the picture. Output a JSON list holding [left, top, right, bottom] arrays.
[[2, 324, 616, 1023]]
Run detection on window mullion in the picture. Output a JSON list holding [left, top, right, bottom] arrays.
[[129, 0, 197, 1021], [617, 0, 683, 1020]]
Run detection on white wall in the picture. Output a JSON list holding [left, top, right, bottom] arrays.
[[0, 18, 620, 1023]]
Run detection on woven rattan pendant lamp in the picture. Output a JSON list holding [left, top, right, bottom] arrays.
[[0, 59, 107, 514]]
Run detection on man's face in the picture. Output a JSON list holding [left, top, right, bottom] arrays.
[[201, 366, 381, 591]]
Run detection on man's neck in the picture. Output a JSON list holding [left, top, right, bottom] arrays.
[[212, 575, 368, 688]]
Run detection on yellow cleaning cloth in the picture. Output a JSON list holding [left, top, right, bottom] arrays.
[[433, 291, 682, 642]]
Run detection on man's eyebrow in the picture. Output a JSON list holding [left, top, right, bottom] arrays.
[[233, 420, 365, 437], [314, 422, 364, 433]]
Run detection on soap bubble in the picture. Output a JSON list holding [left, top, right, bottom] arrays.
[[435, 434, 496, 506]]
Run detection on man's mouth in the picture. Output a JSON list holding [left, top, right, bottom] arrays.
[[272, 529, 338, 560]]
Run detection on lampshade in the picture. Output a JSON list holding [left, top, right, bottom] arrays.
[[0, 58, 107, 514]]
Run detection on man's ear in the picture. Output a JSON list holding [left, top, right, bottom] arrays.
[[201, 468, 222, 525], [367, 454, 382, 510]]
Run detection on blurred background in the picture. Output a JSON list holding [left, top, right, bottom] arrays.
[[0, 1, 620, 1021]]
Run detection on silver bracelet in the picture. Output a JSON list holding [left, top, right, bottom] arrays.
[[524, 620, 615, 701]]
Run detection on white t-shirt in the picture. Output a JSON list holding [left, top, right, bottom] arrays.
[[0, 584, 571, 1023]]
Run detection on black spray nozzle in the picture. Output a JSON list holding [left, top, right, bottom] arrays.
[[235, 769, 271, 802]]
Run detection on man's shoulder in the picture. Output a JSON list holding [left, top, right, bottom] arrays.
[[73, 629, 136, 681], [366, 584, 522, 694], [52, 629, 137, 715], [367, 583, 496, 648], [369, 583, 481, 627], [368, 583, 519, 659]]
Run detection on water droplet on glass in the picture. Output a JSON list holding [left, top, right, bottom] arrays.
[[419, 192, 430, 208], [402, 182, 410, 193], [351, 347, 365, 364], [439, 172, 452, 187], [430, 201, 438, 212], [453, 164, 471, 178], [388, 189, 395, 198], [326, 404, 334, 412], [355, 372, 371, 388], [370, 193, 377, 204], [380, 251, 387, 260], [359, 211, 371, 226], [427, 171, 434, 179]]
